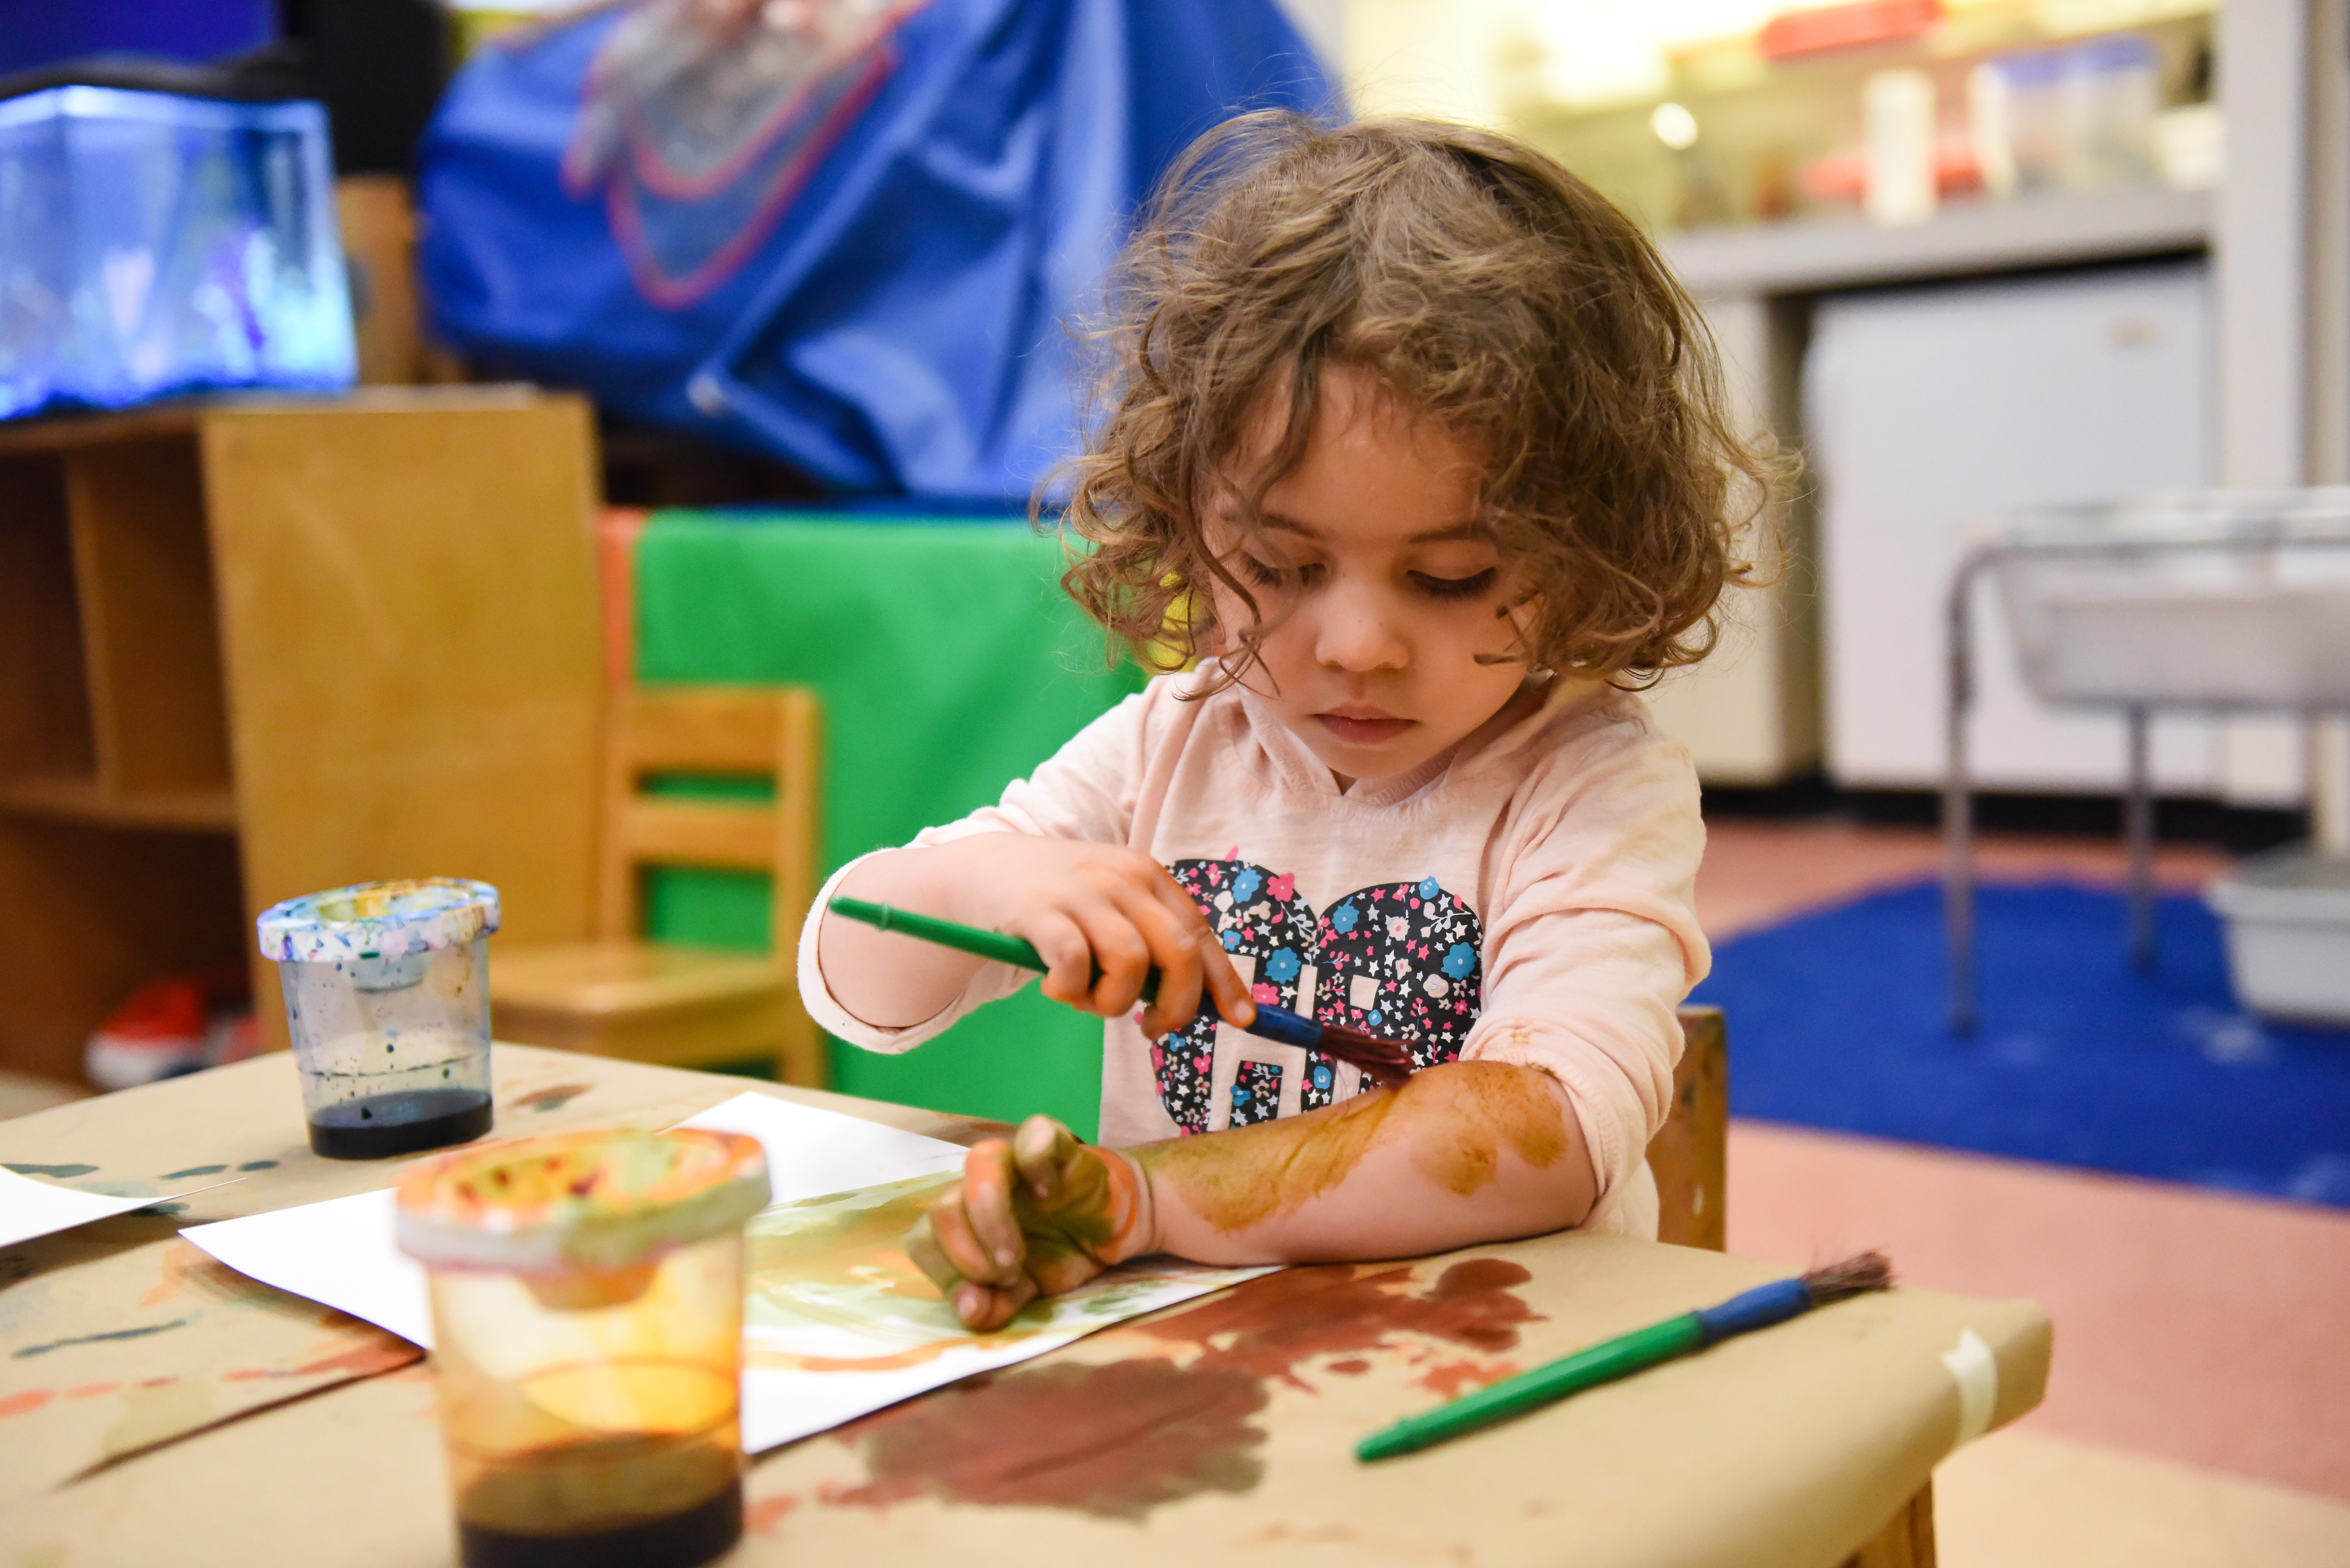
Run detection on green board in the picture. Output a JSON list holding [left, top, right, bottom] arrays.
[[633, 512, 1147, 1138]]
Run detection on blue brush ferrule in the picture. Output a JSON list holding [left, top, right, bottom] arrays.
[[1690, 1278, 1812, 1346], [1242, 1004, 1322, 1048]]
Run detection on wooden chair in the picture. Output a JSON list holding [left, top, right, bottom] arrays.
[[491, 685, 825, 1086], [1653, 1006, 1937, 1568], [1652, 1004, 1728, 1252]]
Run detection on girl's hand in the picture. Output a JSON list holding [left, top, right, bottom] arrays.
[[906, 1116, 1157, 1331], [829, 834, 1255, 1038]]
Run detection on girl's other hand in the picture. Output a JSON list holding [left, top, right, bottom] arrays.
[[906, 1115, 1157, 1330], [880, 834, 1253, 1037]]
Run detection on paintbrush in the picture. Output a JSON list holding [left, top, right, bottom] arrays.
[[1356, 1251, 1896, 1461], [828, 895, 1417, 1087]]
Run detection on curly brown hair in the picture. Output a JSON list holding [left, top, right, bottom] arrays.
[[1050, 111, 1782, 689]]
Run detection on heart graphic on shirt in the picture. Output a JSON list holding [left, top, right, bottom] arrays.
[[1150, 859, 1484, 1135]]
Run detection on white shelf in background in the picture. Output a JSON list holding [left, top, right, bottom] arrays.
[[1663, 187, 2214, 298]]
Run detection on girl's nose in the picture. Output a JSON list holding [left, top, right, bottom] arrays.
[[1311, 579, 1409, 672]]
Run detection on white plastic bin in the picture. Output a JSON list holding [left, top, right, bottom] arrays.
[[2206, 848, 2350, 1025]]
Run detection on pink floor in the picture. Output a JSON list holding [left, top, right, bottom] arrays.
[[1698, 819, 2350, 1502]]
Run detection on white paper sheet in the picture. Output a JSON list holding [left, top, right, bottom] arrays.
[[0, 1166, 234, 1250], [182, 1092, 970, 1351], [180, 1092, 1261, 1452]]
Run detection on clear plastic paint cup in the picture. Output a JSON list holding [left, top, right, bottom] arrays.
[[256, 878, 500, 1159], [396, 1129, 770, 1568]]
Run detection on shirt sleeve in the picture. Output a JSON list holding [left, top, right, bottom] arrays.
[[795, 683, 1162, 1055], [1455, 701, 1709, 1236]]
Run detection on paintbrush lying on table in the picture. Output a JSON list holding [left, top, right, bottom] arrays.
[[828, 895, 1417, 1087], [1356, 1252, 1896, 1460]]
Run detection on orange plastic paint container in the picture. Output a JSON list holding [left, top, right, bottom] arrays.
[[396, 1128, 769, 1568]]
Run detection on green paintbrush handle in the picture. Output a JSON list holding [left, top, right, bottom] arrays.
[[1355, 1312, 1705, 1461], [828, 895, 1178, 1006], [828, 895, 1050, 975]]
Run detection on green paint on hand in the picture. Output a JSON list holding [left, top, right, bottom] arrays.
[[4, 1163, 97, 1179]]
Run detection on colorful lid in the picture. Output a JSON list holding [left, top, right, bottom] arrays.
[[395, 1128, 770, 1272], [257, 878, 501, 963]]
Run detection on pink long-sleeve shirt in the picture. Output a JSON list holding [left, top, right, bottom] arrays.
[[799, 661, 1710, 1238]]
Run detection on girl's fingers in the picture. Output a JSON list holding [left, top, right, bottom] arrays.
[[1025, 912, 1101, 1013], [1009, 1114, 1080, 1199], [954, 1141, 1028, 1277], [1194, 925, 1254, 1026], [1069, 901, 1153, 1018], [1118, 888, 1205, 1036], [921, 1190, 1004, 1288], [1146, 873, 1255, 1028], [954, 1273, 1038, 1331]]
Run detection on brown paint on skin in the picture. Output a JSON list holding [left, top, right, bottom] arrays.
[[510, 1082, 593, 1112], [830, 1358, 1268, 1520], [747, 1495, 798, 1535], [824, 1256, 1537, 1519], [1131, 1062, 1572, 1236]]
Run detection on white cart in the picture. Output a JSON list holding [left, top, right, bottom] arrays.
[[1943, 494, 2350, 1032]]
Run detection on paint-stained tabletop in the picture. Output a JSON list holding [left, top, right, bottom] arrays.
[[2, 1046, 2050, 1568]]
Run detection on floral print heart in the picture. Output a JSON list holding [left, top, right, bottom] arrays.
[[1151, 859, 1484, 1134]]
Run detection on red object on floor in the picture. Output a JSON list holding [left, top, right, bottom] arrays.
[[1759, 0, 1941, 59], [85, 967, 254, 1090]]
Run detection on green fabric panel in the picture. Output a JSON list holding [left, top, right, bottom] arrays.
[[633, 512, 1147, 1137]]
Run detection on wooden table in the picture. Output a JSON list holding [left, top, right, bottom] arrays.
[[0, 1046, 2049, 1568]]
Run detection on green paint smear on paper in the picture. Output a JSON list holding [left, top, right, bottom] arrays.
[[5, 1164, 97, 1179]]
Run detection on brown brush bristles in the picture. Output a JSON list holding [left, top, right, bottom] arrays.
[[1048, 110, 1790, 692], [1314, 1022, 1414, 1085], [1800, 1251, 1895, 1304]]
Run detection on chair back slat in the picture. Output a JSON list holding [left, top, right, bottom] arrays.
[[596, 685, 822, 946]]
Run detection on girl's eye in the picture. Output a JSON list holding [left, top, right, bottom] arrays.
[[1238, 554, 1318, 589], [1412, 569, 1499, 600]]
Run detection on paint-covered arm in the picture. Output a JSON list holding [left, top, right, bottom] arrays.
[[909, 1061, 1591, 1330]]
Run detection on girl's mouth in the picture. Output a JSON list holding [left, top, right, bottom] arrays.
[[1315, 710, 1412, 746]]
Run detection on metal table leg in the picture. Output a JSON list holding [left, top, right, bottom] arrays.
[[2125, 704, 2155, 970], [1944, 551, 1989, 1036]]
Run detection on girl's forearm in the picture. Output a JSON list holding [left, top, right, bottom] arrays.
[[1123, 1061, 1596, 1265], [819, 848, 992, 1028]]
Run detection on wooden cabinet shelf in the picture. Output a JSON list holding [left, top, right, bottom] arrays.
[[0, 777, 237, 832], [0, 390, 604, 1082]]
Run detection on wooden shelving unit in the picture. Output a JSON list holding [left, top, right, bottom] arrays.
[[0, 389, 607, 1082]]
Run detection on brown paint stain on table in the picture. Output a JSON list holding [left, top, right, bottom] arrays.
[[510, 1082, 593, 1113], [822, 1256, 1538, 1520], [1139, 1256, 1538, 1389], [830, 1357, 1268, 1520]]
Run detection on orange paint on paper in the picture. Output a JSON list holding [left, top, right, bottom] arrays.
[[65, 1382, 121, 1400], [0, 1389, 56, 1418], [746, 1494, 798, 1535]]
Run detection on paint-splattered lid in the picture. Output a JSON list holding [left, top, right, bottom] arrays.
[[257, 878, 501, 963], [395, 1128, 771, 1272]]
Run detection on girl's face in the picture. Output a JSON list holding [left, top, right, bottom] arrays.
[[1203, 365, 1535, 787]]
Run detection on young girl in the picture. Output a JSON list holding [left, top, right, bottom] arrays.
[[802, 112, 1773, 1331]]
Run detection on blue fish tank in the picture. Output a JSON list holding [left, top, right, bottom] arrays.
[[0, 86, 357, 421]]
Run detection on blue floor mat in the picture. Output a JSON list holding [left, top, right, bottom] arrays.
[[1689, 880, 2350, 1208]]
